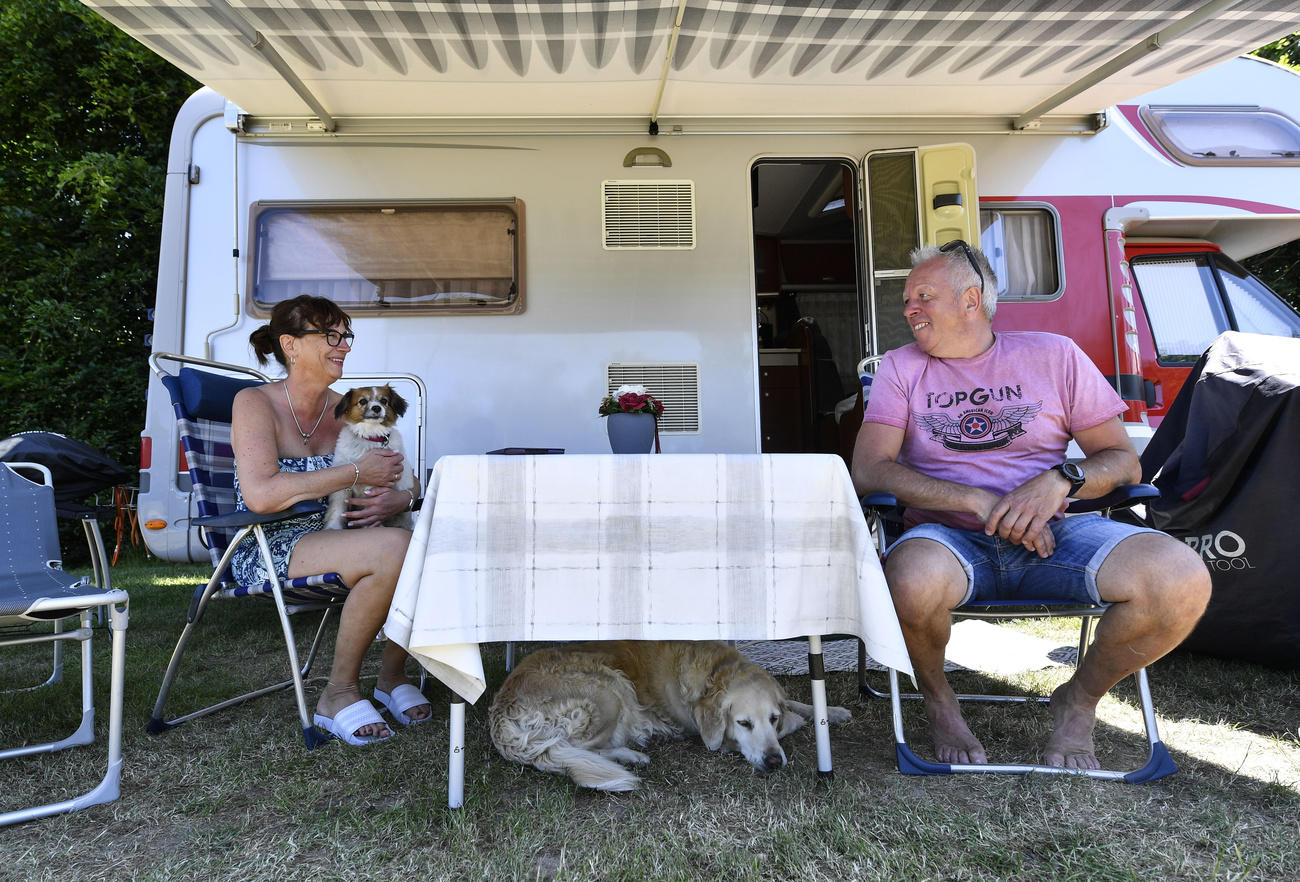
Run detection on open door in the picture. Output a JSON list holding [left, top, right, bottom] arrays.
[[863, 144, 979, 357], [751, 159, 865, 459]]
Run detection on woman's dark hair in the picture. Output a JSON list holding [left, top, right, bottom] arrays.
[[248, 295, 352, 367]]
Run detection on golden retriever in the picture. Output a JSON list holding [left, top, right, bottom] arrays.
[[488, 640, 851, 791]]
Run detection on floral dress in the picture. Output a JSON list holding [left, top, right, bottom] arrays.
[[230, 455, 332, 585]]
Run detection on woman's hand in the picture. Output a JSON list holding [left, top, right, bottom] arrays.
[[356, 448, 405, 487], [344, 485, 414, 527]]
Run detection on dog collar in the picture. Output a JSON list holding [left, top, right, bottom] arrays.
[[363, 434, 390, 445]]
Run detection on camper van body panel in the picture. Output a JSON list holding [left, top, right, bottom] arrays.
[[139, 57, 1300, 561]]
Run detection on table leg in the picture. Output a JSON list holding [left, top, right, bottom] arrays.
[[807, 635, 833, 780], [449, 694, 465, 809]]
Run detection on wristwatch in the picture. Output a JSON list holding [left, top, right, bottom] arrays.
[[1051, 462, 1087, 497]]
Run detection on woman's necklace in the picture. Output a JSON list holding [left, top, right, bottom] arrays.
[[283, 381, 328, 446]]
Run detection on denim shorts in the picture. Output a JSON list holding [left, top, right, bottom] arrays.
[[884, 514, 1162, 607]]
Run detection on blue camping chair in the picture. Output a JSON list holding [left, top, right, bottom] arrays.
[[0, 462, 129, 826], [146, 353, 351, 749], [860, 484, 1178, 783]]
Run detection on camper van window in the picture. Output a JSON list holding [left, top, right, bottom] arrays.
[[978, 205, 1062, 301], [1215, 259, 1300, 338], [1140, 106, 1300, 166], [1132, 253, 1300, 364], [249, 202, 523, 315]]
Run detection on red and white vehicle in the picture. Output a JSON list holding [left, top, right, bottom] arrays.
[[76, 2, 1300, 561]]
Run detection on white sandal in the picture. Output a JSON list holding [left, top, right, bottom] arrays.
[[374, 684, 432, 726], [313, 699, 392, 745]]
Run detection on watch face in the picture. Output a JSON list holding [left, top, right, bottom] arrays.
[[1062, 463, 1085, 481]]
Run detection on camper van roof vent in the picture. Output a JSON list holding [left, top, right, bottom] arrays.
[[602, 181, 696, 250], [606, 363, 700, 434]]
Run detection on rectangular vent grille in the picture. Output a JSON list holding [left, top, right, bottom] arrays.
[[602, 180, 696, 250], [607, 363, 700, 434]]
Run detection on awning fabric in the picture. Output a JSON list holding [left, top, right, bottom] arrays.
[[79, 2, 1300, 125]]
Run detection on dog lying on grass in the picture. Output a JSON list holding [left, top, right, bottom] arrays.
[[488, 640, 851, 791]]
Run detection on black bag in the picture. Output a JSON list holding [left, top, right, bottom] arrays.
[[0, 431, 131, 517], [1141, 332, 1300, 669]]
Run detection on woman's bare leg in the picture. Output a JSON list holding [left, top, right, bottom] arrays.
[[288, 526, 430, 738]]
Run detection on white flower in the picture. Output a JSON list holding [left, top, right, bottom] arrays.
[[614, 384, 649, 397]]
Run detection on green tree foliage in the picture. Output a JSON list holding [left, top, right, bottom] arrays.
[[0, 0, 195, 467], [1252, 32, 1299, 68], [1245, 33, 1300, 313]]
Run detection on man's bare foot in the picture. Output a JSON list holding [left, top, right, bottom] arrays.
[[925, 698, 987, 764], [1043, 680, 1100, 770], [316, 682, 392, 740]]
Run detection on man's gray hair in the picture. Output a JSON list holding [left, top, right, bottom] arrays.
[[910, 242, 999, 320]]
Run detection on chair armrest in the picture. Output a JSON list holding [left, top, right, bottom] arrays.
[[862, 484, 1157, 523], [1065, 483, 1158, 514], [195, 501, 326, 529], [860, 492, 899, 512]]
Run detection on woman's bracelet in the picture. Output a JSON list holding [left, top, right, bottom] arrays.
[[349, 462, 360, 490], [404, 489, 416, 511]]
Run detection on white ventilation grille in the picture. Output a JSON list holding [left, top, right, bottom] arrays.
[[607, 363, 700, 434], [602, 180, 696, 250]]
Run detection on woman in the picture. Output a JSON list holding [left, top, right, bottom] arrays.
[[231, 294, 429, 744]]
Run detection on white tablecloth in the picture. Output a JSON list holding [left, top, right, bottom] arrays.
[[385, 453, 911, 702]]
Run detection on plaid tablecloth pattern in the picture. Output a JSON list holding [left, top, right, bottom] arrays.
[[385, 453, 911, 702]]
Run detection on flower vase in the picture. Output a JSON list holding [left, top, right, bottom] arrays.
[[606, 412, 656, 453]]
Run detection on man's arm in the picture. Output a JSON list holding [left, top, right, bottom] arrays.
[[851, 420, 999, 520], [984, 416, 1140, 555], [1066, 416, 1142, 497]]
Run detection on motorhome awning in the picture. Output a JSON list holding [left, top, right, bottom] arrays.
[[80, 1, 1300, 135]]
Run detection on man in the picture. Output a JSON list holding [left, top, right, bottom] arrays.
[[852, 241, 1210, 769]]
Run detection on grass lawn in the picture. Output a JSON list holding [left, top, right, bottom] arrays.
[[2, 551, 1297, 881]]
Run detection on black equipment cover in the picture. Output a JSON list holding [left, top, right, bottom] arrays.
[[1141, 332, 1300, 669], [0, 431, 131, 517]]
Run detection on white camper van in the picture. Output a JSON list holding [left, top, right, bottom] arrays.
[[76, 3, 1300, 562]]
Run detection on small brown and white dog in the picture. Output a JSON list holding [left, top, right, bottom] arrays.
[[324, 385, 415, 530], [488, 640, 851, 791]]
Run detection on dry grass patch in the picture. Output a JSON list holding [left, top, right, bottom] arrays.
[[2, 557, 1297, 881]]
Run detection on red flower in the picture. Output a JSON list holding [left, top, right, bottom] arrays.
[[618, 392, 650, 412]]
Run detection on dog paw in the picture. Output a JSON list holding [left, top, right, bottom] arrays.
[[601, 747, 651, 767], [826, 705, 852, 724]]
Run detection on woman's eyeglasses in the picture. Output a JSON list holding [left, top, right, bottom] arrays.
[[939, 239, 984, 296], [302, 329, 355, 348]]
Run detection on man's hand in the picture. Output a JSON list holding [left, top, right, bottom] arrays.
[[983, 471, 1070, 557]]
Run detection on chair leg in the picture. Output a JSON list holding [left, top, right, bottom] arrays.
[[253, 527, 333, 750], [0, 597, 129, 828], [149, 525, 339, 744], [147, 570, 227, 733], [888, 661, 1177, 782], [0, 618, 96, 758]]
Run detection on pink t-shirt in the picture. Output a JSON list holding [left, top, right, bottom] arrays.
[[862, 332, 1125, 531]]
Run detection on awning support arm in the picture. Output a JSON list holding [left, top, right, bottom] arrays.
[[648, 0, 690, 135], [202, 0, 336, 132], [1012, 0, 1241, 131]]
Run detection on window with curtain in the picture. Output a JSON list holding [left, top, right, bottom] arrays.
[[978, 205, 1061, 301], [250, 201, 524, 315]]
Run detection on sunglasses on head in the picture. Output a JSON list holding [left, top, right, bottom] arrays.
[[939, 239, 984, 296], [301, 329, 354, 348]]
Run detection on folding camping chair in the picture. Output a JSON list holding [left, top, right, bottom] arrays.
[[0, 462, 129, 827], [146, 353, 351, 749], [860, 485, 1179, 783]]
